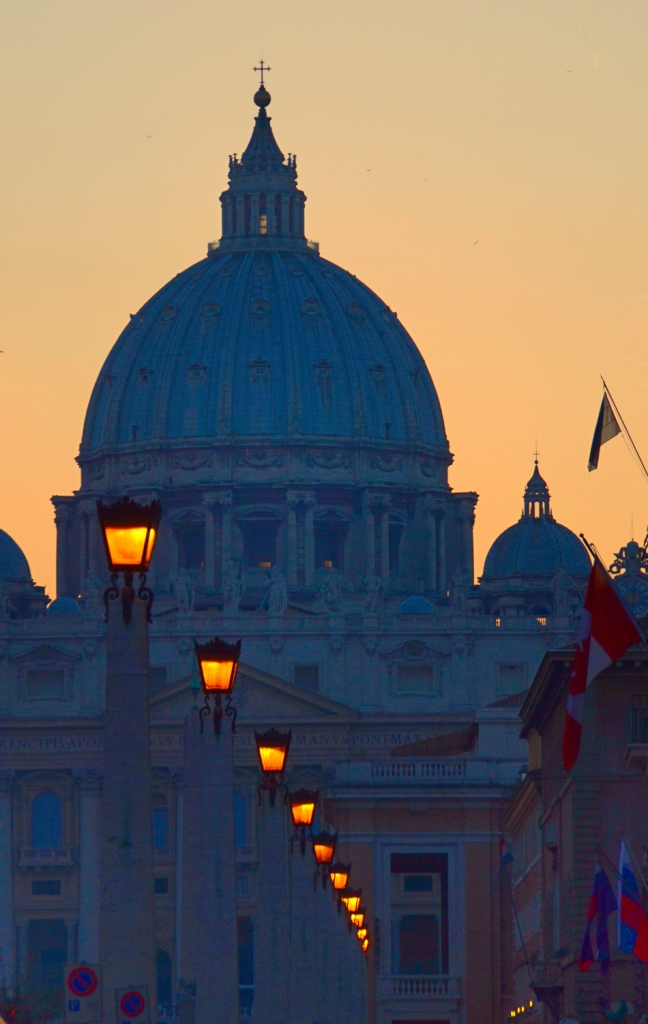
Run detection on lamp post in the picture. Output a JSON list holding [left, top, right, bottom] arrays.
[[194, 637, 241, 734], [96, 496, 161, 1023], [329, 861, 351, 892], [288, 788, 318, 854], [254, 728, 291, 806]]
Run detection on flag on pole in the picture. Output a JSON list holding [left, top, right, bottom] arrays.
[[577, 867, 616, 972], [588, 392, 621, 471], [562, 558, 643, 771], [618, 840, 648, 963]]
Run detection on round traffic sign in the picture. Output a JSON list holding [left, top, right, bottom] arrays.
[[119, 992, 146, 1019], [67, 967, 98, 997]]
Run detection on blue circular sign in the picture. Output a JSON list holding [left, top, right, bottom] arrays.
[[120, 992, 146, 1018], [68, 968, 98, 997]]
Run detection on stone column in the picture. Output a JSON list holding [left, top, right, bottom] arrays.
[[203, 497, 216, 591], [424, 498, 437, 591], [250, 194, 260, 235], [266, 193, 276, 234], [0, 773, 14, 988], [379, 499, 391, 588], [171, 770, 184, 997], [53, 499, 73, 599], [437, 503, 447, 595], [74, 770, 102, 963], [304, 494, 315, 585], [288, 844, 325, 1023], [459, 500, 476, 584], [254, 799, 290, 1024], [286, 494, 299, 586], [180, 711, 238, 1023], [362, 495, 376, 572], [236, 196, 245, 236], [218, 493, 233, 587], [100, 590, 156, 1021], [16, 921, 28, 983], [66, 918, 78, 965]]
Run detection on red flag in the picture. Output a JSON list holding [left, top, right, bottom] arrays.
[[562, 558, 643, 771]]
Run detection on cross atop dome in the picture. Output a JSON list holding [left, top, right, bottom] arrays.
[[253, 59, 271, 88]]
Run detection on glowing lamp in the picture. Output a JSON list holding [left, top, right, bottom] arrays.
[[361, 937, 370, 953], [255, 728, 291, 774], [329, 862, 351, 890], [312, 833, 336, 865], [97, 497, 161, 573], [195, 638, 241, 695], [289, 789, 318, 828], [340, 888, 362, 913], [356, 928, 367, 941], [350, 909, 365, 928]]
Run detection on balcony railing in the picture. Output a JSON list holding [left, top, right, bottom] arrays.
[[381, 975, 461, 999], [18, 847, 74, 868], [371, 761, 466, 781]]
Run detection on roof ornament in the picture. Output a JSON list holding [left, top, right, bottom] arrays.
[[253, 59, 272, 108], [522, 457, 553, 520]]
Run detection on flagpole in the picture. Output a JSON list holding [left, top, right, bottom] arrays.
[[621, 831, 648, 897], [601, 378, 648, 486], [501, 860, 534, 984]]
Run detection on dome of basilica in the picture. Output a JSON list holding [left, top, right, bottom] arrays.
[[481, 462, 590, 583], [0, 529, 31, 582], [80, 92, 446, 463]]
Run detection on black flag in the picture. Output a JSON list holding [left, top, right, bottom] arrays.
[[588, 393, 621, 471]]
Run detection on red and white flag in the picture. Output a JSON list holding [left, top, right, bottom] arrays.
[[563, 557, 643, 771]]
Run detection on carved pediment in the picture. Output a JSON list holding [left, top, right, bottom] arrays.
[[149, 662, 358, 725], [10, 644, 80, 666], [379, 640, 450, 661]]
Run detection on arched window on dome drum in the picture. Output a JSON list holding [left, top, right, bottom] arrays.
[[31, 791, 62, 849], [173, 515, 205, 571], [240, 512, 280, 569], [314, 510, 348, 570]]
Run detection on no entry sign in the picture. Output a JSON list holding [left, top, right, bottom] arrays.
[[63, 965, 102, 1024], [115, 986, 150, 1024]]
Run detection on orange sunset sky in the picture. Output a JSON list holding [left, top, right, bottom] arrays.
[[0, 0, 647, 596]]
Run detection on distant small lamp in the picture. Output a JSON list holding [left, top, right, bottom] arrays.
[[255, 728, 292, 806], [288, 789, 319, 855], [329, 862, 351, 891], [97, 496, 161, 622], [356, 927, 368, 941], [312, 831, 337, 889], [361, 937, 370, 954], [194, 637, 241, 736], [350, 908, 365, 929]]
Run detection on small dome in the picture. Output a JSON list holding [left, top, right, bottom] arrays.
[[398, 596, 434, 615], [482, 462, 590, 581], [47, 596, 82, 616], [0, 529, 31, 581]]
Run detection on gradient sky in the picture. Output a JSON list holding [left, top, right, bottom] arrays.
[[0, 0, 647, 595]]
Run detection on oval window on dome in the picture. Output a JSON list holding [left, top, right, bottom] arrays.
[[250, 298, 271, 319], [347, 302, 366, 322], [301, 298, 320, 319], [160, 305, 177, 322], [201, 301, 220, 320]]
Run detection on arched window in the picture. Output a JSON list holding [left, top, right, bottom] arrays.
[[152, 794, 169, 851], [156, 949, 172, 1008], [31, 791, 62, 849]]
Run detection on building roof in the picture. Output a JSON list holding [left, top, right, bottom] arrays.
[[80, 90, 447, 460]]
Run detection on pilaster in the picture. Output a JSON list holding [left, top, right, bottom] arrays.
[[73, 769, 102, 962], [0, 772, 14, 987]]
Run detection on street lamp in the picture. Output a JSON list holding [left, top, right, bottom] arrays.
[[255, 728, 292, 806], [356, 928, 368, 942], [340, 888, 362, 914], [361, 937, 370, 954], [311, 831, 337, 889], [97, 496, 161, 622], [194, 637, 242, 735], [288, 788, 318, 855], [329, 862, 351, 891], [350, 908, 365, 929]]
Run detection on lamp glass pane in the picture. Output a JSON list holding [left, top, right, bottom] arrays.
[[313, 842, 334, 864], [330, 869, 349, 890], [356, 928, 367, 940], [361, 938, 370, 952], [143, 527, 157, 566], [105, 526, 149, 567], [350, 912, 365, 928], [258, 745, 287, 773], [291, 801, 316, 827], [201, 659, 235, 692], [345, 895, 361, 912]]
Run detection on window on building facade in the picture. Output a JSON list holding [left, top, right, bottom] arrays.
[[156, 949, 173, 1008], [390, 854, 448, 976], [32, 880, 61, 896], [237, 916, 254, 1016], [175, 522, 205, 570], [395, 665, 435, 696], [234, 788, 248, 847], [152, 794, 169, 850], [314, 525, 342, 569], [259, 213, 267, 235], [26, 670, 65, 699], [31, 792, 63, 849], [154, 877, 169, 895], [497, 663, 525, 694], [293, 664, 320, 692], [389, 520, 403, 575], [242, 516, 278, 568], [629, 694, 648, 743], [27, 919, 67, 989]]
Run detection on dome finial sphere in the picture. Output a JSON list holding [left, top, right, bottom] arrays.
[[254, 85, 271, 108]]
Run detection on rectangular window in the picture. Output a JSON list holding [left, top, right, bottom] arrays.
[[26, 670, 65, 698], [497, 664, 525, 693], [629, 694, 648, 743], [237, 916, 254, 1016], [391, 854, 448, 975], [315, 528, 342, 569], [245, 527, 276, 568], [293, 664, 320, 692], [259, 214, 267, 235], [154, 877, 169, 895], [32, 880, 61, 896], [396, 665, 435, 695], [178, 524, 205, 569]]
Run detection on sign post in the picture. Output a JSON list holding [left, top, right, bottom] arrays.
[[115, 986, 151, 1024], [64, 965, 103, 1024]]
